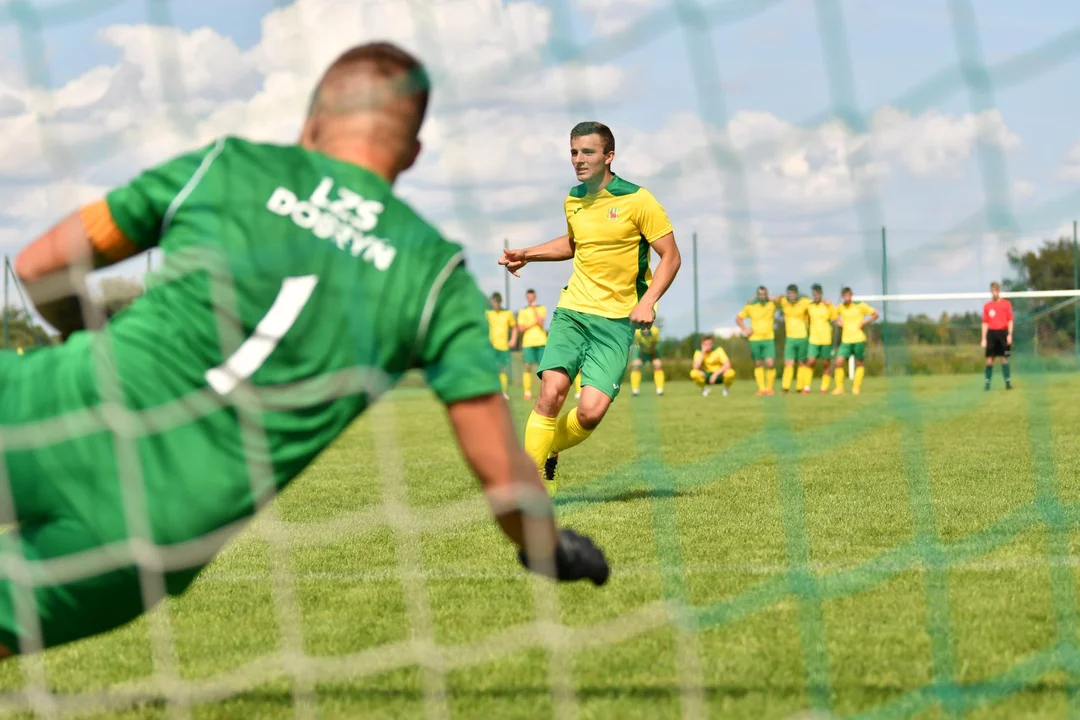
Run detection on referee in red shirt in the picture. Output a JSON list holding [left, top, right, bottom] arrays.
[[981, 281, 1013, 390]]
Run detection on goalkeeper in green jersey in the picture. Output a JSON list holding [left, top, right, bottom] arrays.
[[0, 42, 608, 656]]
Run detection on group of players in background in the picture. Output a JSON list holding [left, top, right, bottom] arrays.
[[486, 282, 882, 398], [488, 278, 1016, 399]]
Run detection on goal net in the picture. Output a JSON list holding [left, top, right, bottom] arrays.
[[1, 0, 1079, 718]]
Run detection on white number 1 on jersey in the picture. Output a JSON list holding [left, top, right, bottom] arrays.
[[205, 275, 319, 396]]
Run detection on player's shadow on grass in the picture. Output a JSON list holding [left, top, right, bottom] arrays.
[[556, 485, 683, 507]]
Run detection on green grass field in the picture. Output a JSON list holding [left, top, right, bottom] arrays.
[[1, 372, 1079, 719]]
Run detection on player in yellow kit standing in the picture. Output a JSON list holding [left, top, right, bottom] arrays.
[[500, 121, 681, 495], [630, 324, 665, 396], [773, 284, 811, 393], [516, 289, 548, 400], [690, 335, 736, 396], [486, 292, 517, 398], [736, 286, 777, 395], [832, 287, 879, 395], [806, 283, 837, 393]]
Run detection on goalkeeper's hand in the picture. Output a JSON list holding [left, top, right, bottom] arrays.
[[518, 528, 610, 586]]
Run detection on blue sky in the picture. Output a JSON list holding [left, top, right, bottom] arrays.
[[1, 0, 1078, 335]]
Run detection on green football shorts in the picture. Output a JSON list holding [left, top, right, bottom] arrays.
[[784, 337, 809, 363], [492, 348, 511, 369], [749, 339, 776, 362], [808, 342, 833, 361], [522, 346, 545, 365], [0, 339, 253, 653], [630, 346, 658, 364], [837, 341, 866, 361], [538, 308, 633, 400]]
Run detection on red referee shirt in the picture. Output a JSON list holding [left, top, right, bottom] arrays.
[[983, 299, 1012, 330]]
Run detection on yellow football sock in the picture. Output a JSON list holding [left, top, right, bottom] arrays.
[[690, 369, 706, 388], [754, 367, 765, 390], [522, 372, 533, 396], [630, 369, 642, 393], [854, 366, 865, 390], [766, 368, 777, 391], [654, 369, 665, 392], [499, 373, 508, 394], [821, 369, 832, 392], [800, 366, 813, 389], [723, 369, 736, 387], [834, 367, 845, 387], [782, 365, 794, 391], [524, 412, 557, 472], [550, 408, 594, 454]]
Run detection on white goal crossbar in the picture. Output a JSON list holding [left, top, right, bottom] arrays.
[[854, 289, 1080, 302]]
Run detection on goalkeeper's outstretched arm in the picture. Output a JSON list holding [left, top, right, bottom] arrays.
[[446, 393, 609, 586], [14, 202, 134, 341]]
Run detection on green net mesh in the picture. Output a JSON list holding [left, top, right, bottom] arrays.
[[0, 1, 1078, 718]]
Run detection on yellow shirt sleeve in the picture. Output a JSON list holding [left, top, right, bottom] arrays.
[[738, 305, 751, 319], [632, 188, 674, 243]]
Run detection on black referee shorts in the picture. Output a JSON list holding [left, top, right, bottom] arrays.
[[986, 329, 1010, 358]]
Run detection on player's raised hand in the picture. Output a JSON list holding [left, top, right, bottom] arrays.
[[499, 248, 528, 277], [629, 301, 655, 329], [519, 528, 610, 586]]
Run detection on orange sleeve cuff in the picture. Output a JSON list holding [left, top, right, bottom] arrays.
[[80, 200, 138, 262]]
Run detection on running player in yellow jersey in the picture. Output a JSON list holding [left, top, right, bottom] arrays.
[[690, 335, 736, 396], [832, 287, 879, 395], [806, 283, 837, 393], [516, 288, 547, 400], [485, 292, 516, 398], [772, 284, 811, 393], [630, 324, 665, 396], [736, 286, 777, 395], [500, 121, 681, 495]]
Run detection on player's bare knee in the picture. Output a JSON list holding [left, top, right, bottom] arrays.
[[576, 402, 608, 429]]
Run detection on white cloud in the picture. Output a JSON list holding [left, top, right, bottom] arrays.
[[1059, 141, 1080, 181], [869, 107, 1020, 176], [4, 181, 111, 223], [575, 0, 657, 38], [1012, 179, 1035, 199]]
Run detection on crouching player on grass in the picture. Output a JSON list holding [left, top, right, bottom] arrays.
[[0, 42, 607, 657]]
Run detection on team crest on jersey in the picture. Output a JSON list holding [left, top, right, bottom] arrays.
[[608, 207, 619, 221]]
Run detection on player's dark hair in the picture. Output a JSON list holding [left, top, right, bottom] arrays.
[[787, 284, 798, 293], [571, 121, 615, 155], [313, 42, 430, 131], [757, 285, 767, 293], [811, 283, 823, 292], [526, 288, 536, 295], [491, 292, 502, 303], [990, 281, 1001, 290], [841, 286, 852, 295]]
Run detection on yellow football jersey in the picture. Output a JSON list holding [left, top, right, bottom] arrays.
[[807, 300, 836, 346], [485, 309, 515, 351], [634, 326, 660, 352], [779, 296, 811, 339], [516, 305, 548, 347], [738, 300, 777, 341], [836, 301, 876, 344], [560, 176, 673, 319], [694, 346, 730, 374]]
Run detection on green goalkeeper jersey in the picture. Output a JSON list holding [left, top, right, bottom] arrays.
[[30, 136, 499, 541]]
